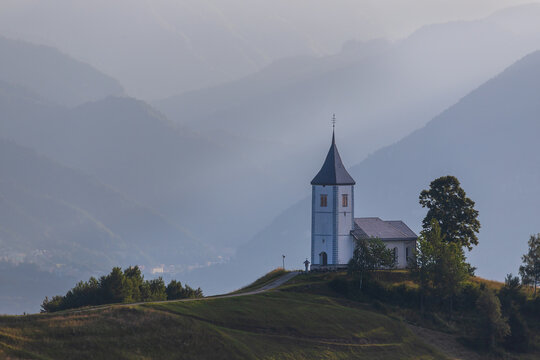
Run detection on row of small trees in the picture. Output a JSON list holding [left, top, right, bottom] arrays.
[[41, 266, 202, 312]]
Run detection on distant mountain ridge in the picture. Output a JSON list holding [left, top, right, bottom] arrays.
[[157, 4, 540, 153], [0, 36, 123, 107], [183, 49, 540, 295], [0, 0, 413, 99], [0, 137, 211, 274], [152, 6, 540, 239], [0, 91, 280, 247]]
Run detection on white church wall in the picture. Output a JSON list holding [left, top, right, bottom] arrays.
[[312, 185, 335, 265], [312, 237, 333, 265], [383, 240, 415, 269], [313, 213, 332, 235], [337, 185, 354, 264], [312, 184, 356, 266], [313, 185, 334, 211], [336, 186, 353, 236], [312, 185, 333, 239], [337, 236, 355, 264]]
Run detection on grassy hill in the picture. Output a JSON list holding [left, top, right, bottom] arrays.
[[0, 271, 446, 360], [1, 270, 538, 359]]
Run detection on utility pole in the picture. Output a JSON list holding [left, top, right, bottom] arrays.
[[282, 254, 286, 270]]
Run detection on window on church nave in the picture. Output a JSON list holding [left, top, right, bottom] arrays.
[[342, 194, 348, 207], [320, 194, 328, 207]]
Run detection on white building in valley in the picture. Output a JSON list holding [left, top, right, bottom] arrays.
[[310, 130, 417, 270]]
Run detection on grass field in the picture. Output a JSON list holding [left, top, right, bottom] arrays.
[[232, 268, 287, 294], [0, 271, 446, 360]]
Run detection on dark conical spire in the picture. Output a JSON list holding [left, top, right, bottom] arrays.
[[311, 128, 355, 186]]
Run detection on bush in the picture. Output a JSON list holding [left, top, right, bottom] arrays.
[[504, 306, 530, 352], [498, 274, 526, 311], [371, 300, 388, 314], [475, 289, 510, 349], [40, 295, 64, 313], [454, 282, 481, 312], [329, 277, 349, 295], [522, 296, 540, 320], [166, 280, 203, 300]]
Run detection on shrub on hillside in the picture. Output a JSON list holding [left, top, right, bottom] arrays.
[[453, 282, 482, 311], [522, 296, 540, 319], [166, 280, 203, 300], [328, 277, 349, 295], [504, 306, 530, 352], [475, 289, 510, 350]]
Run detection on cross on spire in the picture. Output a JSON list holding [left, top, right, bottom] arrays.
[[331, 114, 336, 144]]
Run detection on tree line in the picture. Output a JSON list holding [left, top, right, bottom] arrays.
[[41, 266, 202, 312]]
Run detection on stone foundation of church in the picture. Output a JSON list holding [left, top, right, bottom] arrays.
[[309, 264, 349, 272]]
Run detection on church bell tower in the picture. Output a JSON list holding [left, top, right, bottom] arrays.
[[310, 122, 355, 269]]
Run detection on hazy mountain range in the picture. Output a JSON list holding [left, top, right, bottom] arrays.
[[0, 135, 217, 313], [0, 0, 533, 99], [0, 83, 281, 249], [188, 48, 540, 295], [0, 136, 211, 271], [157, 4, 540, 159], [2, 3, 540, 313], [0, 36, 123, 107]]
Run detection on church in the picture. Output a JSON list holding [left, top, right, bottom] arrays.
[[310, 129, 417, 270]]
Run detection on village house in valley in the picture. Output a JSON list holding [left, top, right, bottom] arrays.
[[310, 129, 417, 270]]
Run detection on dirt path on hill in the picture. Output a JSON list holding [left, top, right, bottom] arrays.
[[407, 323, 483, 360], [53, 271, 484, 359], [64, 271, 301, 315]]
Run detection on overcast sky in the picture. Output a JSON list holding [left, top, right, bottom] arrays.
[[0, 0, 538, 99]]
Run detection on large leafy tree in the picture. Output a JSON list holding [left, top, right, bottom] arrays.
[[419, 175, 480, 250], [519, 234, 540, 297], [348, 237, 396, 289]]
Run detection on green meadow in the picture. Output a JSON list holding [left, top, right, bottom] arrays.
[[0, 271, 445, 360]]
